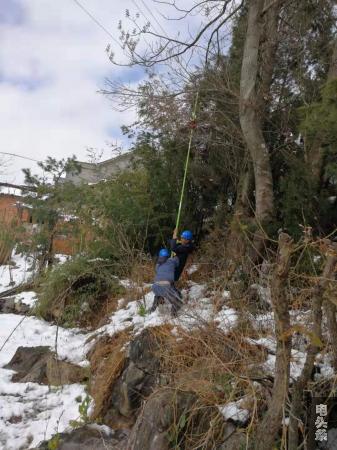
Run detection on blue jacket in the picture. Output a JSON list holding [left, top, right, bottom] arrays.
[[154, 256, 179, 283]]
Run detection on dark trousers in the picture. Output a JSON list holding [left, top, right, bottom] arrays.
[[150, 284, 183, 316]]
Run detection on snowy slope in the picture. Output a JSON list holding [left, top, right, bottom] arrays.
[[0, 256, 239, 448], [0, 254, 34, 293], [0, 254, 89, 449]]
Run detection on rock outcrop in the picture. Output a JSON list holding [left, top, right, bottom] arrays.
[[89, 328, 160, 428], [35, 425, 129, 450], [0, 296, 30, 314], [127, 389, 196, 450], [4, 346, 88, 385], [127, 388, 230, 450]]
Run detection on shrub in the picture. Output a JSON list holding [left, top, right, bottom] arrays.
[[35, 256, 125, 327], [0, 219, 21, 265]]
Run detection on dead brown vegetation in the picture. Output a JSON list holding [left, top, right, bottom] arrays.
[[150, 324, 267, 411], [78, 229, 337, 449], [88, 329, 132, 422]]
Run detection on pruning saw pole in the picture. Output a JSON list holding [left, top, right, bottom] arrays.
[[175, 91, 199, 233]]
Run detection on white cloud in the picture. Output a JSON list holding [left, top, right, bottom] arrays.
[[0, 0, 216, 183], [0, 0, 144, 183]]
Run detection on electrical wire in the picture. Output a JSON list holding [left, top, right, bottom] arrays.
[[0, 151, 39, 162], [139, 0, 170, 37], [71, 0, 123, 49]]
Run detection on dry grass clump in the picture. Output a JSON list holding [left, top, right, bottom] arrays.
[[129, 258, 154, 284], [151, 323, 267, 406], [168, 389, 227, 450], [144, 323, 269, 449], [125, 284, 152, 304], [88, 329, 131, 421], [90, 290, 128, 328]]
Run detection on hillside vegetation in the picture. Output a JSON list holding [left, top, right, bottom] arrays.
[[1, 1, 337, 449]]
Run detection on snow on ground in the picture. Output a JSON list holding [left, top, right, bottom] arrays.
[[215, 307, 238, 332], [2, 253, 334, 448], [248, 336, 276, 353], [96, 286, 238, 342], [263, 351, 307, 380], [0, 314, 89, 367], [250, 312, 274, 333], [250, 336, 308, 379], [0, 256, 239, 448], [0, 252, 91, 450], [252, 336, 334, 381], [14, 291, 38, 308], [218, 400, 250, 423], [0, 371, 86, 449], [54, 254, 71, 264], [0, 252, 71, 294], [187, 282, 206, 300], [0, 314, 89, 449], [0, 253, 35, 293]]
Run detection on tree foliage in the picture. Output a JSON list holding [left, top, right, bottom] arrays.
[[20, 156, 81, 269]]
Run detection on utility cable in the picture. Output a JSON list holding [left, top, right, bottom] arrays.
[[0, 151, 39, 162], [71, 0, 123, 49]]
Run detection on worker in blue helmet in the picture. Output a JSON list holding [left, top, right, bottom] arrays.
[[149, 248, 183, 317], [169, 228, 195, 281]]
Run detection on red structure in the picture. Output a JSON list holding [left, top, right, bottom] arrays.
[[0, 184, 75, 256], [0, 191, 31, 224]]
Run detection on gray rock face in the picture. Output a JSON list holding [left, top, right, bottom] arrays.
[[217, 422, 246, 450], [46, 355, 88, 386], [0, 296, 30, 314], [4, 346, 88, 385], [35, 426, 129, 450], [101, 329, 160, 427], [127, 389, 196, 450], [4, 346, 50, 383]]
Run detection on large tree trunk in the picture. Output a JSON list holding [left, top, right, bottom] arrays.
[[251, 232, 293, 450], [38, 226, 56, 274], [226, 157, 254, 269], [239, 0, 280, 224], [234, 157, 254, 219]]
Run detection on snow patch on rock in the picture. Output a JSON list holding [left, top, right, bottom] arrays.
[[218, 401, 250, 423]]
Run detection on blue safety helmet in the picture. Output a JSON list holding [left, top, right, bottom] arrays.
[[159, 248, 170, 257], [181, 230, 193, 240]]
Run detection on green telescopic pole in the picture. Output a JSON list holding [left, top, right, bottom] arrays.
[[175, 91, 199, 233]]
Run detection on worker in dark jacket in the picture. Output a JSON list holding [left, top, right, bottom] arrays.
[[169, 229, 194, 281], [149, 248, 183, 317]]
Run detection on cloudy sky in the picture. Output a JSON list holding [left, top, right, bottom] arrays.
[[0, 0, 178, 183]]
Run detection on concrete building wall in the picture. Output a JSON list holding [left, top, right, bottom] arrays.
[[66, 152, 135, 185]]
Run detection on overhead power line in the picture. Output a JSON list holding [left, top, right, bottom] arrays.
[[71, 0, 123, 49], [131, 0, 192, 74], [132, 0, 170, 40], [0, 151, 39, 162], [139, 0, 169, 38]]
